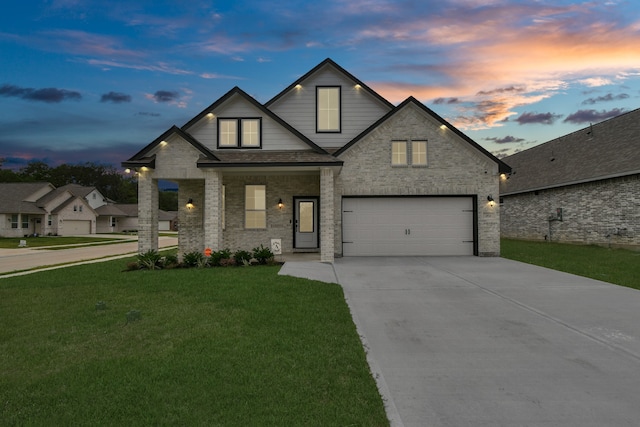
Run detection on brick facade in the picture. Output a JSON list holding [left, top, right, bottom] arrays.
[[501, 174, 640, 249], [336, 104, 501, 256]]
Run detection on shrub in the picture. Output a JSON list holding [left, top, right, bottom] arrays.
[[182, 251, 205, 268], [137, 250, 163, 270], [234, 249, 252, 265], [210, 248, 232, 267], [252, 244, 274, 265], [163, 253, 180, 269]]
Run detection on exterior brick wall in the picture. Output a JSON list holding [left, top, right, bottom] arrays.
[[137, 171, 159, 253], [501, 174, 640, 249], [336, 103, 501, 256], [220, 174, 320, 253]]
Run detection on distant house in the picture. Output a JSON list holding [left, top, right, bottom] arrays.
[[0, 182, 174, 237], [500, 108, 640, 249], [95, 203, 177, 232], [123, 58, 510, 261], [0, 182, 99, 237]]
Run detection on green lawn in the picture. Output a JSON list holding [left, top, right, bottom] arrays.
[[0, 236, 126, 248], [501, 239, 640, 290], [0, 260, 389, 426]]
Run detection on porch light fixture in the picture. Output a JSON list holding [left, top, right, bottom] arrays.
[[124, 168, 131, 174], [278, 198, 284, 209], [186, 198, 195, 210], [487, 195, 495, 207]]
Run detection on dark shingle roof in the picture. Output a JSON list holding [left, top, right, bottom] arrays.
[[0, 182, 52, 214], [197, 150, 342, 168], [501, 108, 640, 195]]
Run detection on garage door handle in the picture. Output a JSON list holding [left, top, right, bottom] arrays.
[[405, 229, 411, 235]]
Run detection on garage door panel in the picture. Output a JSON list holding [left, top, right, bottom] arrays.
[[342, 197, 474, 256]]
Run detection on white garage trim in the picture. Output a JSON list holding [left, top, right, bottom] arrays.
[[342, 196, 477, 256]]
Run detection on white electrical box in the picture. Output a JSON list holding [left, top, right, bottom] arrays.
[[270, 238, 282, 255]]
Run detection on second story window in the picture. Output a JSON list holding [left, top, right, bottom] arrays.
[[218, 118, 261, 148], [317, 86, 340, 132]]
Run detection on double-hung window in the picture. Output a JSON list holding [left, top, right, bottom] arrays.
[[245, 185, 266, 229], [218, 118, 261, 148], [412, 141, 427, 166], [11, 214, 18, 229], [391, 141, 407, 166], [392, 140, 428, 167], [317, 86, 341, 132], [21, 214, 29, 229]]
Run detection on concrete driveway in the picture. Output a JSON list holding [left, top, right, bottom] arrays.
[[331, 257, 640, 427]]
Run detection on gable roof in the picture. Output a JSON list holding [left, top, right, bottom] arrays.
[[334, 96, 511, 174], [500, 108, 640, 195], [0, 182, 51, 214], [265, 58, 395, 110], [182, 86, 327, 154], [122, 125, 218, 167]]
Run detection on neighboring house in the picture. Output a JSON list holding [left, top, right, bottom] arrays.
[[0, 182, 98, 236], [500, 108, 640, 249], [123, 58, 510, 262], [95, 203, 177, 233]]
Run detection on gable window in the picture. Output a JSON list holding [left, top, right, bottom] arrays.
[[245, 185, 266, 229], [412, 141, 427, 166], [22, 214, 29, 229], [317, 86, 341, 132], [79, 205, 83, 212], [391, 141, 407, 166], [48, 215, 52, 226], [11, 214, 18, 229], [218, 118, 262, 148], [73, 205, 78, 212]]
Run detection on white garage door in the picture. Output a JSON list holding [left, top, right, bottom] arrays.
[[64, 220, 91, 235], [342, 197, 475, 256]]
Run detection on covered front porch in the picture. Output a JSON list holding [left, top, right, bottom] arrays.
[[136, 166, 338, 263]]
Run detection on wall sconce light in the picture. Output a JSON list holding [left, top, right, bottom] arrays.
[[487, 195, 495, 207], [278, 198, 284, 209], [186, 198, 194, 210]]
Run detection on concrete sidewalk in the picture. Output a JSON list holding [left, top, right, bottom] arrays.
[[0, 236, 177, 277], [281, 257, 640, 427]]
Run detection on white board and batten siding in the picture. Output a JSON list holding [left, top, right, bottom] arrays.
[[268, 67, 393, 149], [342, 197, 475, 256], [186, 95, 312, 151]]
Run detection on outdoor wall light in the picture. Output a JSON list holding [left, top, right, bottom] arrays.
[[278, 198, 284, 209], [124, 168, 131, 174], [487, 195, 495, 207], [186, 198, 194, 210]]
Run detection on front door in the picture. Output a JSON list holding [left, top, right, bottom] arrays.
[[294, 197, 319, 249]]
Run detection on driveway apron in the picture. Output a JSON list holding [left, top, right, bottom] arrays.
[[333, 257, 640, 427]]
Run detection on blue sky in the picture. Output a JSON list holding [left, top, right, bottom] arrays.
[[1, 0, 639, 170]]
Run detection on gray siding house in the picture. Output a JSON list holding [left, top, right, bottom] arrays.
[[500, 108, 640, 249], [123, 59, 510, 262]]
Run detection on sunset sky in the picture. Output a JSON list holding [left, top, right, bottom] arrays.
[[1, 0, 639, 170]]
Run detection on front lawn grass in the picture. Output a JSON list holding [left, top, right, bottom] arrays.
[[501, 239, 640, 290], [0, 236, 122, 248], [0, 260, 388, 426]]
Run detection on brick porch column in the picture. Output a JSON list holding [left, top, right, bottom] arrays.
[[137, 169, 158, 253], [204, 170, 222, 251], [320, 167, 335, 263]]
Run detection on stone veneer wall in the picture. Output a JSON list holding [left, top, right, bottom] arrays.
[[501, 174, 640, 249], [335, 103, 501, 256]]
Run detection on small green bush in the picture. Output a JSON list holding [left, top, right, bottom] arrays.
[[234, 249, 252, 265], [182, 251, 205, 268], [163, 253, 179, 269], [210, 248, 232, 267], [137, 250, 163, 270], [252, 244, 274, 265]]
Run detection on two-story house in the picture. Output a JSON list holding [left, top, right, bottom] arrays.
[[123, 59, 510, 262]]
